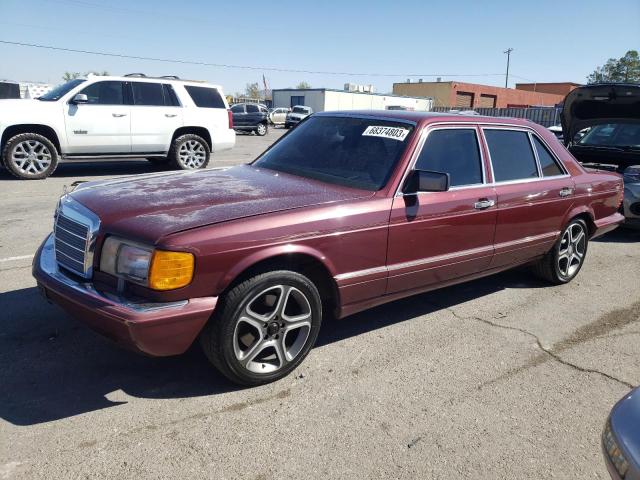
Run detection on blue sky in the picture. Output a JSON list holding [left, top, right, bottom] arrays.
[[0, 0, 638, 94]]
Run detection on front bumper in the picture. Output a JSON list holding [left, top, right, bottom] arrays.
[[32, 234, 217, 356]]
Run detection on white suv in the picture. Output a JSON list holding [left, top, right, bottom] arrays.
[[0, 74, 235, 179]]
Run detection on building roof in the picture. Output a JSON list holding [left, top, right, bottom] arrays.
[[271, 87, 432, 100]]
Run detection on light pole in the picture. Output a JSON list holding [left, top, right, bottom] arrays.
[[504, 48, 513, 88]]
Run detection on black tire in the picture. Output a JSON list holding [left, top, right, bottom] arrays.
[[533, 218, 589, 284], [168, 134, 210, 170], [2, 133, 59, 180], [199, 270, 322, 386], [255, 122, 268, 136]]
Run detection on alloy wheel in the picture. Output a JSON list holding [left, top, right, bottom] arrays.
[[256, 123, 267, 135], [10, 140, 52, 176], [177, 140, 206, 169], [558, 223, 586, 278], [233, 285, 312, 374]]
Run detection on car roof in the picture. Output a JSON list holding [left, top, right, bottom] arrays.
[[80, 75, 223, 89], [315, 110, 536, 127]]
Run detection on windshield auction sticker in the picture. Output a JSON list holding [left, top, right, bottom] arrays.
[[362, 125, 410, 141]]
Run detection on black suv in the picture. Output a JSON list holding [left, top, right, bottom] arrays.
[[230, 103, 269, 136]]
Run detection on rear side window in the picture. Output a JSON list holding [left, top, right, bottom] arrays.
[[484, 130, 538, 182], [532, 136, 564, 177], [162, 84, 180, 106], [246, 104, 259, 113], [416, 129, 483, 187], [184, 85, 225, 108], [230, 104, 244, 113], [131, 82, 164, 106]]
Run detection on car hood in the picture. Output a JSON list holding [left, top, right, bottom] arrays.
[[561, 84, 640, 145], [0, 98, 51, 117], [69, 165, 372, 243], [610, 387, 640, 471]]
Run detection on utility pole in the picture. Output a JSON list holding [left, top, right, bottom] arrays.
[[504, 48, 513, 88]]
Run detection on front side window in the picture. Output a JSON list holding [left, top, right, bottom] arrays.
[[78, 81, 124, 105], [254, 116, 414, 191], [532, 136, 564, 177], [484, 129, 538, 182], [131, 82, 164, 106], [415, 129, 483, 187], [39, 79, 86, 101], [184, 85, 225, 108]]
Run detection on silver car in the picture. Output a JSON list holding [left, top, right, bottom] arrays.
[[268, 107, 290, 126], [285, 105, 313, 129]]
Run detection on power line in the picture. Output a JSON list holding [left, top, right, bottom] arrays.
[[0, 39, 510, 79]]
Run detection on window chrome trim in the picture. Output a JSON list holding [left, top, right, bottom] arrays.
[[394, 124, 487, 197]]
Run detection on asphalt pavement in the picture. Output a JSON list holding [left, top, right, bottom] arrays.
[[1, 127, 639, 479]]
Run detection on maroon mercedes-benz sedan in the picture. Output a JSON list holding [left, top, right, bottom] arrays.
[[33, 111, 624, 385]]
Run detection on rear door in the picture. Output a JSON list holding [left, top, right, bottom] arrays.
[[129, 82, 183, 153], [482, 127, 574, 268], [231, 104, 246, 127], [245, 104, 262, 126], [64, 80, 131, 154], [386, 126, 497, 294]]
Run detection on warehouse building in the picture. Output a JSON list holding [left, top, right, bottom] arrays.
[[392, 80, 573, 108], [272, 86, 432, 113]]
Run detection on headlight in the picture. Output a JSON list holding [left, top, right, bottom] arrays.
[[603, 419, 629, 478], [100, 236, 194, 290]]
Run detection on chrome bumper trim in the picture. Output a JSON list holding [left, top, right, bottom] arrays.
[[39, 234, 188, 313]]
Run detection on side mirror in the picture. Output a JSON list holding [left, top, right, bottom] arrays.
[[402, 169, 450, 194], [71, 93, 88, 104]]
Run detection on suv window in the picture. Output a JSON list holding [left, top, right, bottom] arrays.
[[131, 82, 164, 106], [416, 129, 483, 187], [246, 104, 259, 113], [79, 81, 124, 105], [184, 85, 225, 108], [532, 136, 563, 177], [484, 129, 538, 182], [230, 104, 245, 113], [162, 84, 180, 106]]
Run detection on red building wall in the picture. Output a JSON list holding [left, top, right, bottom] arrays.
[[448, 81, 565, 108]]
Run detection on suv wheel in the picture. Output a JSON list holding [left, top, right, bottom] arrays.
[[533, 218, 588, 284], [199, 270, 322, 386], [2, 133, 59, 180], [169, 134, 210, 170], [255, 123, 268, 136]]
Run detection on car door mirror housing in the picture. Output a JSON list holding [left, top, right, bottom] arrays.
[[403, 169, 450, 194], [71, 93, 89, 104]]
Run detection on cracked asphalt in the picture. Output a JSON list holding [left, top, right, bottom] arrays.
[[1, 128, 639, 479]]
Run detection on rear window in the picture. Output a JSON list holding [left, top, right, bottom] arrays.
[[292, 107, 308, 114], [184, 85, 225, 109], [484, 129, 539, 182], [532, 136, 564, 177], [254, 116, 414, 191], [131, 82, 164, 106]]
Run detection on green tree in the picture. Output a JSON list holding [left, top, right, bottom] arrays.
[[296, 81, 311, 89], [244, 82, 261, 99], [587, 50, 639, 83], [62, 71, 81, 81]]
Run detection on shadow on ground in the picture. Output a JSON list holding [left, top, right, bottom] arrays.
[[0, 266, 548, 427], [0, 161, 161, 180]]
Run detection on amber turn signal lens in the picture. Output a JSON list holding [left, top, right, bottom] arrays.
[[148, 250, 194, 290]]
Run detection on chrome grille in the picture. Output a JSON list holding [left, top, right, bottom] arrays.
[[54, 212, 90, 276]]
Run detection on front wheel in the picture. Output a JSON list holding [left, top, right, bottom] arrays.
[[2, 133, 59, 179], [533, 218, 588, 284], [200, 271, 322, 386]]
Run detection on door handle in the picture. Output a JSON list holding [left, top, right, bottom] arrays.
[[112, 113, 127, 117], [474, 199, 495, 210], [559, 187, 573, 197], [165, 113, 178, 118]]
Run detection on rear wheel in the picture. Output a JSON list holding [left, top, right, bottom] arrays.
[[2, 133, 59, 179], [533, 218, 588, 284], [168, 134, 210, 170], [255, 123, 268, 136], [199, 270, 322, 386]]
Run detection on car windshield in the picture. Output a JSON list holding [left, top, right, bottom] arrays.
[[253, 116, 414, 191], [37, 79, 86, 101], [577, 123, 640, 148], [292, 107, 308, 114]]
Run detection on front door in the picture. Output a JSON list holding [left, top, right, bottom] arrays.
[[481, 128, 575, 268], [129, 82, 183, 153], [387, 126, 497, 294], [64, 80, 131, 154]]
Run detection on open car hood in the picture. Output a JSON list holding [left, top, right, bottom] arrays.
[[561, 83, 640, 145]]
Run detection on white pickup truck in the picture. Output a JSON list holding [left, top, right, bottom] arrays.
[[0, 74, 235, 179]]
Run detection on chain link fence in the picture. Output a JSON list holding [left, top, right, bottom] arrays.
[[431, 106, 562, 128]]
